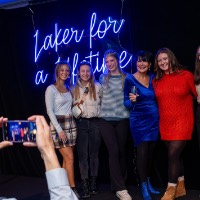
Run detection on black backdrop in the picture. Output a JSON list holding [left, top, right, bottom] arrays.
[[0, 0, 200, 190]]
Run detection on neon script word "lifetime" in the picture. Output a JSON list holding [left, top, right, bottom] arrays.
[[34, 13, 125, 62]]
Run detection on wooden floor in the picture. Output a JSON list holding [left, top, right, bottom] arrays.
[[0, 175, 200, 200]]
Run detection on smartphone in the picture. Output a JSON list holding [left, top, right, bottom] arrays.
[[2, 120, 37, 143]]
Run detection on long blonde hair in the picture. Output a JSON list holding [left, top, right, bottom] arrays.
[[74, 60, 97, 101], [53, 61, 72, 92], [102, 49, 127, 89]]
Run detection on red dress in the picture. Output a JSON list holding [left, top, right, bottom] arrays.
[[153, 70, 197, 140]]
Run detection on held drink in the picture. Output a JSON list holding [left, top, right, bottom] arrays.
[[131, 86, 137, 95]]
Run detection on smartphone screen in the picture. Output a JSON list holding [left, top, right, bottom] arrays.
[[2, 120, 37, 143]]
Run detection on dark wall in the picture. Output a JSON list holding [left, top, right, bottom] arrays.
[[0, 0, 200, 189]]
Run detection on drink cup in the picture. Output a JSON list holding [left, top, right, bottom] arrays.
[[131, 86, 137, 95]]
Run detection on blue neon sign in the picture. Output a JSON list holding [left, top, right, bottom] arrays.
[[34, 12, 132, 85]]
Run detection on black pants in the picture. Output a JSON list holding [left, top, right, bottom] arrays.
[[76, 118, 101, 180], [99, 118, 129, 191], [196, 104, 200, 152]]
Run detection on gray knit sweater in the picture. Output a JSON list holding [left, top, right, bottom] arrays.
[[99, 74, 130, 121]]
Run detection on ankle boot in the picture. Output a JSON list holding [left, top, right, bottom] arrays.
[[161, 186, 176, 200], [147, 177, 160, 194], [90, 176, 98, 195], [81, 179, 90, 199], [175, 180, 186, 198], [140, 182, 152, 200]]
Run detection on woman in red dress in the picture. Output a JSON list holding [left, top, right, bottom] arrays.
[[153, 48, 197, 200]]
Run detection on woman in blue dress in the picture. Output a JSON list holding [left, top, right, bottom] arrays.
[[124, 50, 160, 200]]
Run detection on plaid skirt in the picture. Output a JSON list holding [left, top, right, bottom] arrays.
[[50, 115, 77, 148]]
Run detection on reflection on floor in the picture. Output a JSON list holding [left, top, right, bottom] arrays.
[[0, 175, 200, 200]]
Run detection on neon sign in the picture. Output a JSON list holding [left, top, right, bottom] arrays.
[[34, 12, 132, 85]]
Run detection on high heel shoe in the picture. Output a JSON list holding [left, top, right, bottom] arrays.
[[147, 177, 160, 194], [140, 182, 152, 200]]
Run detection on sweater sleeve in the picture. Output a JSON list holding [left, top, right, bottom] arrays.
[[45, 86, 63, 133], [124, 76, 134, 109], [97, 82, 103, 100], [187, 71, 198, 98], [46, 168, 78, 200]]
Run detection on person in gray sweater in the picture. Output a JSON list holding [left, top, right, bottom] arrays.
[[99, 49, 132, 200]]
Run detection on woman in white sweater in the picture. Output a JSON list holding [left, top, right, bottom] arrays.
[[45, 60, 80, 199]]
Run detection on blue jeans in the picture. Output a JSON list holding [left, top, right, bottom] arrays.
[[76, 118, 101, 180]]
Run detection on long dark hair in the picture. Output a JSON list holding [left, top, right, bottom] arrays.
[[194, 46, 200, 85], [154, 47, 183, 80]]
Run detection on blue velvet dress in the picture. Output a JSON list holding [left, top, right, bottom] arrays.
[[124, 73, 159, 146]]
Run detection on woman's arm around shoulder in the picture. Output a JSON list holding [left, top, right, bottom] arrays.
[[99, 74, 106, 85], [183, 70, 197, 98], [124, 74, 134, 109]]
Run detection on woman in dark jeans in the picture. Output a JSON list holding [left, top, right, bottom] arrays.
[[72, 60, 102, 199], [99, 49, 132, 200]]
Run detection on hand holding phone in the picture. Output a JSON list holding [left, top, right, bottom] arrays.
[[2, 120, 37, 143]]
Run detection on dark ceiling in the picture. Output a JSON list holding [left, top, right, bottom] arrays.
[[0, 0, 57, 9]]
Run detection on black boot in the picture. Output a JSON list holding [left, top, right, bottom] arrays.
[[81, 179, 90, 199], [90, 176, 98, 195]]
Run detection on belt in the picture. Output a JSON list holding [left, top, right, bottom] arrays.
[[79, 117, 99, 121]]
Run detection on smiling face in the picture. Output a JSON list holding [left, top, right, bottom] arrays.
[[136, 57, 151, 74], [105, 55, 120, 74], [79, 64, 91, 83], [58, 64, 70, 81], [157, 53, 171, 74]]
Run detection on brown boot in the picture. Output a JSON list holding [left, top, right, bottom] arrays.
[[175, 180, 186, 198], [161, 186, 176, 200]]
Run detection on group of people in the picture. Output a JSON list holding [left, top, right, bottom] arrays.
[[43, 46, 199, 200], [124, 47, 198, 200]]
